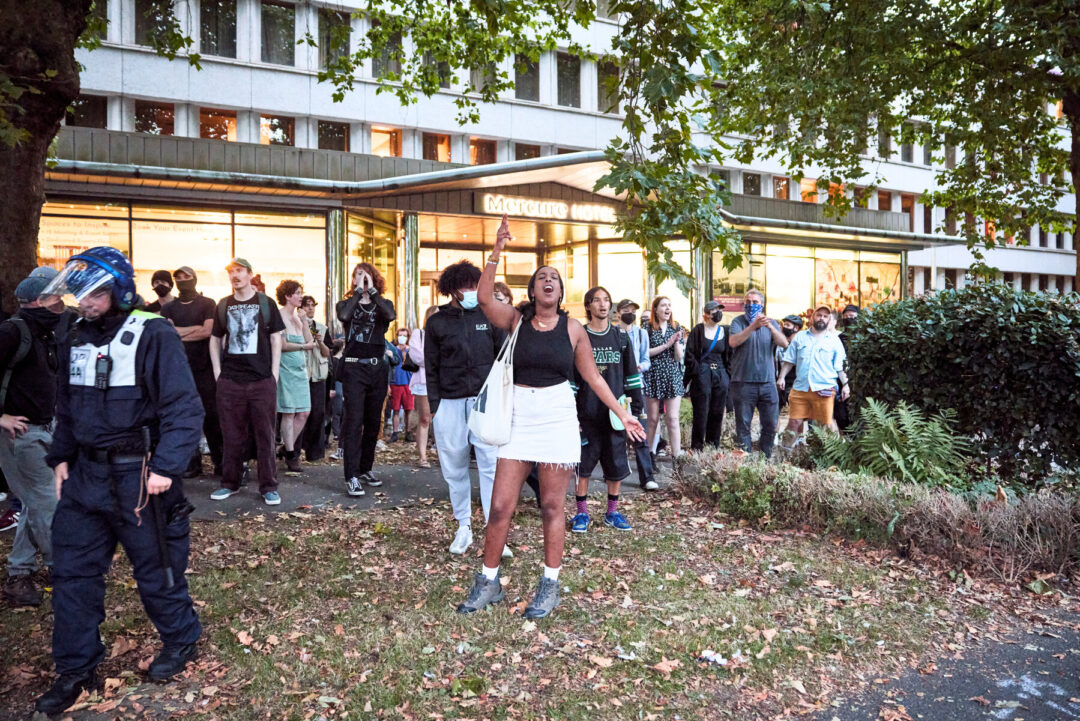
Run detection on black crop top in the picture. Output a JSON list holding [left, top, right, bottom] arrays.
[[513, 313, 575, 387]]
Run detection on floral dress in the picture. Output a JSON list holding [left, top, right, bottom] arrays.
[[642, 325, 685, 400]]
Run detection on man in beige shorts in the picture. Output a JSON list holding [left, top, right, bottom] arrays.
[[776, 306, 849, 444]]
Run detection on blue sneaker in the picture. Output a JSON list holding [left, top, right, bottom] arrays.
[[263, 491, 281, 506], [604, 511, 632, 531], [210, 488, 235, 501], [570, 512, 591, 533]]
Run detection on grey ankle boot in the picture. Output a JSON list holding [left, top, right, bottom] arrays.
[[456, 572, 505, 614], [523, 577, 560, 619]]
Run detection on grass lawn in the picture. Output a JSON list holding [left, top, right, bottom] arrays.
[[0, 490, 1045, 720]]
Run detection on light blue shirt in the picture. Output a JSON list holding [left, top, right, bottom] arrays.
[[781, 329, 846, 392], [624, 324, 651, 373]]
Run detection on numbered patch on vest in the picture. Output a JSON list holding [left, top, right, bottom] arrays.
[[68, 312, 153, 388]]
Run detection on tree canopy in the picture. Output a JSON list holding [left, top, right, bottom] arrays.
[[0, 0, 1076, 307]]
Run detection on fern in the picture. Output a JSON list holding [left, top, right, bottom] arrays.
[[810, 398, 971, 489]]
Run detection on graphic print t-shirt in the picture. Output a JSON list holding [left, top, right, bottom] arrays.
[[344, 300, 390, 359], [573, 324, 643, 421], [211, 294, 285, 383]]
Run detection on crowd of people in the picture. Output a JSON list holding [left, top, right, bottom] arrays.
[[0, 228, 864, 712]]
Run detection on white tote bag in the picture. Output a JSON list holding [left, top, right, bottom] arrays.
[[467, 318, 522, 446]]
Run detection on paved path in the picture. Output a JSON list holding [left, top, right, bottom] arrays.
[[183, 451, 667, 521], [820, 614, 1080, 721]]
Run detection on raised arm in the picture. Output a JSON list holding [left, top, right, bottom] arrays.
[[478, 213, 521, 333]]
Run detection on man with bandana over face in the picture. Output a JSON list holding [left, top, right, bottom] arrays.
[[727, 289, 789, 458], [0, 268, 66, 608], [161, 267, 223, 476], [144, 270, 176, 314]]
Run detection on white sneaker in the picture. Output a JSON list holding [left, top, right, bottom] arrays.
[[644, 480, 660, 491], [449, 525, 473, 555], [376, 440, 388, 451], [329, 448, 343, 461], [501, 544, 514, 559]]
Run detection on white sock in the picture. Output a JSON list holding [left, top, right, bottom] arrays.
[[543, 565, 561, 581], [481, 564, 499, 581]]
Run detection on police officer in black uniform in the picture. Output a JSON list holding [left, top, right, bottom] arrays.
[[35, 247, 204, 715]]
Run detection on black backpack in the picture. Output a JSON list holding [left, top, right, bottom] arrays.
[[0, 318, 32, 411]]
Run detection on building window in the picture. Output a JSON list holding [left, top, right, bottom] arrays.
[[742, 172, 761, 196], [877, 190, 892, 212], [371, 20, 402, 77], [261, 0, 295, 66], [514, 54, 539, 101], [134, 0, 169, 47], [900, 193, 915, 231], [922, 137, 932, 166], [800, 177, 817, 203], [945, 207, 957, 235], [201, 0, 237, 58], [260, 115, 294, 145], [901, 137, 913, 163], [853, 186, 870, 208], [557, 52, 581, 108], [944, 142, 956, 169], [88, 0, 108, 41], [711, 169, 730, 191], [514, 143, 540, 161], [597, 58, 619, 114], [66, 94, 108, 128], [423, 54, 450, 89], [557, 147, 577, 154], [772, 177, 790, 200], [944, 268, 957, 289], [470, 64, 497, 94], [1056, 231, 1065, 250], [422, 132, 451, 163], [470, 138, 497, 165], [877, 126, 890, 159], [1039, 274, 1049, 291], [317, 120, 349, 151], [923, 203, 933, 233], [200, 107, 236, 140], [1003, 272, 1014, 286], [1039, 226, 1048, 247], [922, 267, 931, 292], [134, 100, 174, 135], [371, 127, 401, 157], [318, 8, 350, 70]]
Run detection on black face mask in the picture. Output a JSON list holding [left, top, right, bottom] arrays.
[[22, 306, 63, 331], [152, 283, 172, 298], [620, 312, 636, 325], [176, 279, 198, 300], [782, 327, 795, 338], [710, 310, 721, 322], [843, 317, 857, 328]]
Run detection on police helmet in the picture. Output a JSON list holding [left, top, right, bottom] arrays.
[[40, 246, 138, 310]]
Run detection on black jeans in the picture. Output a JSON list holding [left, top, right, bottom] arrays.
[[341, 360, 389, 479], [300, 379, 327, 461], [192, 365, 223, 469], [689, 365, 729, 450]]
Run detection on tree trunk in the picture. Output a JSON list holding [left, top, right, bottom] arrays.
[[0, 0, 93, 315]]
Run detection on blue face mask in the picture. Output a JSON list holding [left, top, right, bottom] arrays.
[[460, 290, 479, 310], [745, 302, 763, 320]]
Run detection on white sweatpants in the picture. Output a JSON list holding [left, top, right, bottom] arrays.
[[433, 397, 497, 524]]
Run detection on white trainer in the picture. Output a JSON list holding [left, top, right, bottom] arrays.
[[449, 525, 473, 555], [501, 544, 514, 559]]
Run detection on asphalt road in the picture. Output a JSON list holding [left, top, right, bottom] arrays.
[[820, 614, 1080, 721]]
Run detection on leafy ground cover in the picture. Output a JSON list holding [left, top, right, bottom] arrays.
[[0, 491, 1068, 720]]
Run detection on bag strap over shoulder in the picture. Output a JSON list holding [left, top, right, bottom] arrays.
[[495, 317, 523, 365]]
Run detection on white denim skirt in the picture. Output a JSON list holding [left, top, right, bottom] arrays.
[[498, 381, 581, 468]]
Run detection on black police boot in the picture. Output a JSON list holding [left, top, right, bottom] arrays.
[[35, 669, 100, 714], [148, 642, 198, 681]]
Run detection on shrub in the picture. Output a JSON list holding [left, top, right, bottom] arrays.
[[674, 453, 1080, 581], [810, 398, 971, 489], [847, 284, 1080, 484]]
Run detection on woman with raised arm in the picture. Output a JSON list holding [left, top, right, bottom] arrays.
[[456, 215, 646, 620]]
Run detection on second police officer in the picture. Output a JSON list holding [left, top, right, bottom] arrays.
[[35, 247, 204, 715]]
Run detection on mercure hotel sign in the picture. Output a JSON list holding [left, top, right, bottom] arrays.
[[475, 193, 618, 224]]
